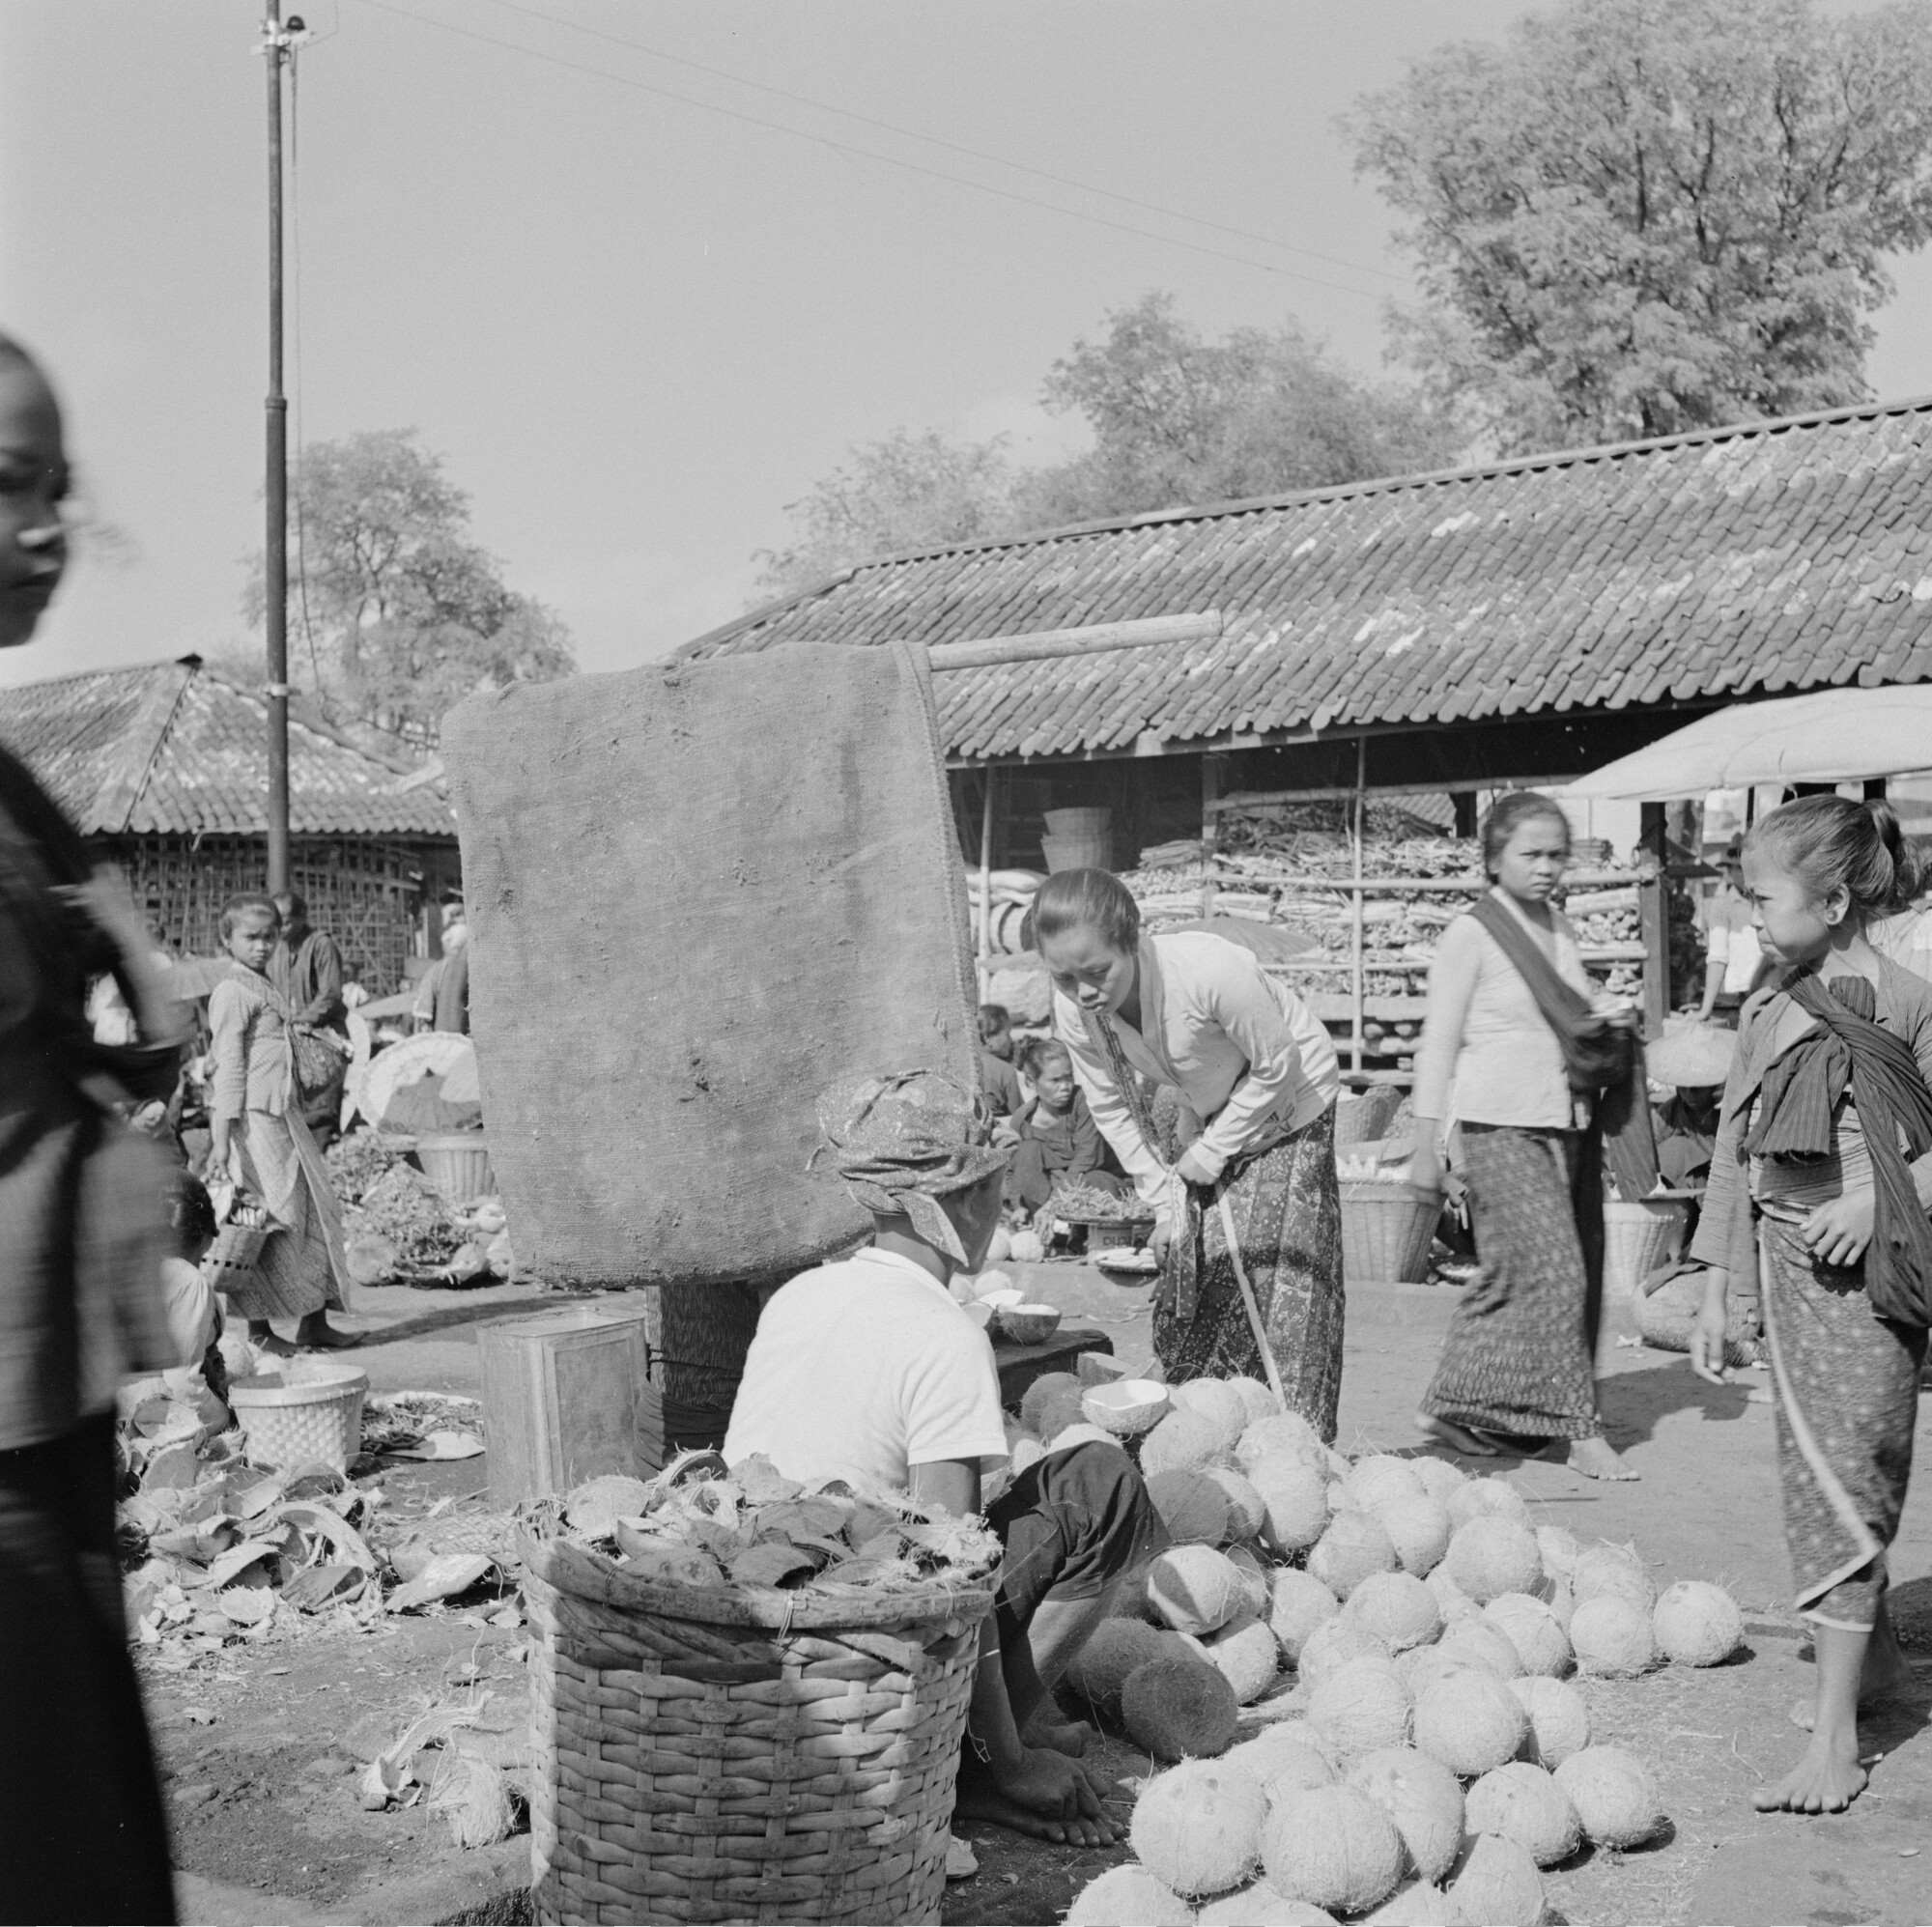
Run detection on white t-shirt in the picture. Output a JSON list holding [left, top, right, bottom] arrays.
[[1706, 920, 1764, 996], [723, 1247, 1009, 1492]]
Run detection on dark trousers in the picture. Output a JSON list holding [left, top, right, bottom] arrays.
[[0, 1414, 175, 1924]]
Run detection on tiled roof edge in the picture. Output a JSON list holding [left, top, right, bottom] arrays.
[[674, 566, 859, 663], [83, 659, 198, 835]]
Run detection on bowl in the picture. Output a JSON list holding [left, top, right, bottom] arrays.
[[996, 1302, 1063, 1345], [976, 1287, 1024, 1311], [1081, 1378, 1171, 1436], [962, 1300, 995, 1331]]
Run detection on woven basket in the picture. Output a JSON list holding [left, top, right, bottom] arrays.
[[417, 1131, 497, 1203], [522, 1534, 994, 1924], [229, 1366, 369, 1473], [203, 1221, 272, 1294], [1340, 1180, 1442, 1285], [1335, 1087, 1402, 1149], [1603, 1197, 1690, 1300]]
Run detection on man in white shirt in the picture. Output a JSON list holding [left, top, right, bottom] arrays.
[[725, 1066, 1167, 1848]]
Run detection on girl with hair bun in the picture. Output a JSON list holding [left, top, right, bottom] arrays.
[[1029, 867, 1343, 1433], [1411, 790, 1651, 1482], [1690, 793, 1932, 1817]]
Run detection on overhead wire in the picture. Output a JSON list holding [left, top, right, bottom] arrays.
[[469, 0, 1408, 288], [348, 0, 1395, 301]]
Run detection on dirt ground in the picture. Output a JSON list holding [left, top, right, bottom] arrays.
[[152, 1261, 1932, 1927]]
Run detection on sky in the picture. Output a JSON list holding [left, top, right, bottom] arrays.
[[6, 0, 1932, 691]]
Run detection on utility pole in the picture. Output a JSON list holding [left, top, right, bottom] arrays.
[[263, 4, 295, 894]]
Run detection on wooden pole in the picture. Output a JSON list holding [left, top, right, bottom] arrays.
[[926, 611, 1221, 671], [1200, 753, 1224, 917], [1638, 801, 1669, 1040], [1350, 736, 1367, 1075], [263, 2, 291, 896], [978, 768, 995, 986]]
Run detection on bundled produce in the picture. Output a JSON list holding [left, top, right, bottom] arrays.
[[1050, 1177, 1154, 1222]]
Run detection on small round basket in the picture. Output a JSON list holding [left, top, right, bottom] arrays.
[[416, 1131, 496, 1203], [1339, 1179, 1442, 1285], [1063, 1213, 1156, 1252], [228, 1365, 369, 1473], [995, 1303, 1062, 1345], [522, 1532, 995, 1924], [1080, 1378, 1171, 1437]]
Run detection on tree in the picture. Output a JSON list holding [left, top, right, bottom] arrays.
[[244, 429, 573, 751], [1021, 293, 1459, 523], [753, 298, 1456, 599], [1346, 0, 1932, 452], [753, 430, 1022, 598]]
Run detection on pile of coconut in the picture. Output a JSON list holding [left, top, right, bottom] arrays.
[[1053, 1379, 1742, 1926]]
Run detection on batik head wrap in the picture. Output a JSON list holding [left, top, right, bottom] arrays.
[[813, 1067, 1009, 1263]]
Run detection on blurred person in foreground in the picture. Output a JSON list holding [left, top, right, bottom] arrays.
[[0, 331, 181, 1923]]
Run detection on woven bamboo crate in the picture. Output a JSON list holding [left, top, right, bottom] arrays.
[[522, 1536, 993, 1925]]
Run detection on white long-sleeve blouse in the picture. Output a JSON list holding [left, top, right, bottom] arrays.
[[1055, 930, 1340, 1223]]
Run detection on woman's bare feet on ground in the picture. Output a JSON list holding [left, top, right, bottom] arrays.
[[1568, 1435, 1638, 1481], [1753, 1730, 1869, 1813], [1414, 1413, 1497, 1456], [952, 1751, 1122, 1848], [247, 1323, 298, 1359], [1791, 1615, 1922, 1731], [295, 1315, 359, 1350], [1024, 1715, 1094, 1758]]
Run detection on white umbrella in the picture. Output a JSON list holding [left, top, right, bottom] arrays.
[[1565, 686, 1932, 801]]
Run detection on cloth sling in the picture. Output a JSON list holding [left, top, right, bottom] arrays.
[[1467, 893, 1660, 1212], [1745, 970, 1932, 1329]]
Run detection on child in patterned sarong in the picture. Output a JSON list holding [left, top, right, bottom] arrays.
[[207, 894, 356, 1356], [1692, 795, 1932, 1815]]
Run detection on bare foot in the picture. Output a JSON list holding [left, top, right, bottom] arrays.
[[1415, 1413, 1497, 1456], [1752, 1731, 1869, 1813], [1024, 1715, 1093, 1758], [296, 1316, 360, 1350], [1568, 1435, 1638, 1482], [952, 1758, 1122, 1848], [1791, 1619, 1923, 1730], [251, 1330, 298, 1359]]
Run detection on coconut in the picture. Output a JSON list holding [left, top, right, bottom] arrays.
[[1533, 1524, 1579, 1580], [1123, 1654, 1241, 1762], [1393, 1643, 1464, 1699], [1344, 1454, 1427, 1512], [1066, 1617, 1187, 1723], [1362, 1882, 1450, 1925], [1553, 1745, 1664, 1848], [1509, 1676, 1591, 1770], [1149, 1544, 1246, 1636], [1296, 1615, 1391, 1687], [1049, 1422, 1117, 1452], [1443, 1833, 1545, 1927], [1143, 1406, 1226, 1477], [1436, 1617, 1524, 1681], [1482, 1595, 1573, 1678], [1148, 1469, 1236, 1547], [1173, 1377, 1252, 1451], [1226, 1374, 1281, 1425], [1569, 1596, 1657, 1678], [1010, 1436, 1046, 1476], [1325, 1482, 1354, 1516], [1410, 1457, 1466, 1504], [1268, 1568, 1341, 1662], [1653, 1579, 1745, 1667], [1465, 1761, 1582, 1867], [1019, 1371, 1083, 1436], [1227, 1730, 1336, 1801], [1308, 1656, 1412, 1761], [1083, 1378, 1171, 1437], [1373, 1493, 1453, 1577], [1571, 1540, 1655, 1611], [1444, 1517, 1544, 1603], [1261, 1784, 1405, 1916], [1132, 1756, 1268, 1897], [1348, 1746, 1464, 1885], [1424, 1562, 1474, 1620], [1338, 1574, 1437, 1658], [1008, 1227, 1045, 1263], [1545, 1576, 1576, 1634], [1444, 1476, 1531, 1532], [1197, 1887, 1337, 1926], [1193, 1612, 1285, 1704], [1309, 1512, 1400, 1600], [1065, 1865, 1194, 1926], [1412, 1666, 1529, 1776], [1236, 1411, 1323, 1472], [1203, 1465, 1269, 1543], [1248, 1456, 1332, 1553], [1226, 1544, 1272, 1619]]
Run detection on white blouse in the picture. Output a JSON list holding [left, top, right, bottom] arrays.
[[1055, 931, 1340, 1223]]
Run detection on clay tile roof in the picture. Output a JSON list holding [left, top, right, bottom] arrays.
[[0, 656, 456, 837], [684, 396, 1932, 762]]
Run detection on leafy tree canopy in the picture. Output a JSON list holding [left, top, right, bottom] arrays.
[[243, 429, 573, 751], [1346, 0, 1932, 451]]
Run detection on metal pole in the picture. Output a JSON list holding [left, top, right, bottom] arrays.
[[265, 1, 292, 895], [1350, 736, 1366, 1075]]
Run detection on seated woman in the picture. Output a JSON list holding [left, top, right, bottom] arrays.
[[1002, 1036, 1126, 1215], [724, 1066, 1167, 1847]]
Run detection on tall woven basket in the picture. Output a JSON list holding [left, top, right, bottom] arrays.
[[1340, 1180, 1441, 1285], [521, 1535, 994, 1925], [1603, 1196, 1690, 1300]]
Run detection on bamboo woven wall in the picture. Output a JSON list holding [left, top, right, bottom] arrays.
[[99, 836, 460, 994]]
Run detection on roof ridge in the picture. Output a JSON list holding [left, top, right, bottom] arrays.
[[85, 658, 199, 834], [790, 388, 1932, 581]]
